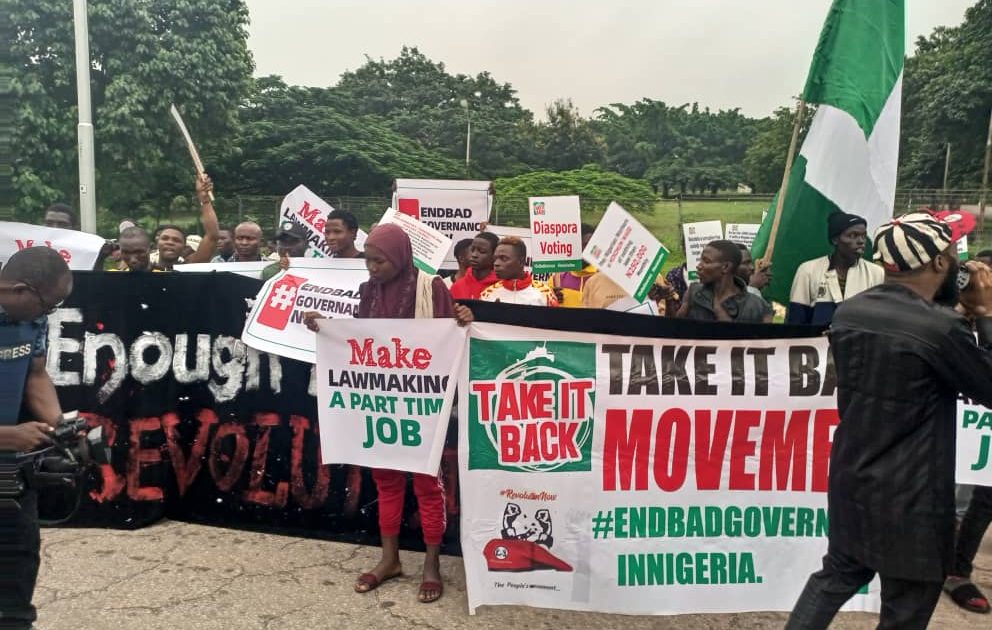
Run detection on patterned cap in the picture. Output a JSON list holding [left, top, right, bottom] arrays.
[[873, 211, 974, 272]]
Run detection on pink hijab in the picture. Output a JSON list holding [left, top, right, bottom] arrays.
[[358, 224, 419, 318]]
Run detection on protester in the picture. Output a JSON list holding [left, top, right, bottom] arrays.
[[303, 224, 453, 604], [479, 236, 558, 306], [665, 262, 690, 312], [211, 227, 236, 262], [945, 485, 992, 614], [675, 240, 772, 323], [444, 238, 473, 288], [449, 232, 499, 300], [736, 244, 773, 294], [786, 211, 883, 325], [787, 212, 992, 629], [232, 221, 264, 262], [548, 223, 597, 307], [0, 247, 73, 630], [151, 174, 219, 271], [42, 203, 76, 230], [324, 209, 363, 258], [116, 227, 156, 272], [581, 273, 677, 315], [261, 222, 309, 281]]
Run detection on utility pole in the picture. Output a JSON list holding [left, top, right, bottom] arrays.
[[73, 0, 97, 233], [942, 142, 952, 210]]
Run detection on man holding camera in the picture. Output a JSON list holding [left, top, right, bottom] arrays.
[[0, 247, 73, 630]]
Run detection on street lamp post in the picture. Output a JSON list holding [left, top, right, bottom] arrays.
[[459, 91, 482, 178], [73, 0, 97, 233]]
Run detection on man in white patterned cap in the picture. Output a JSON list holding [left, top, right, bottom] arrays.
[[788, 212, 992, 629]]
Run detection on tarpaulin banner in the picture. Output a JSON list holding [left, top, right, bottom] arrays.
[[242, 259, 367, 363], [393, 179, 491, 269], [0, 221, 106, 270], [458, 320, 881, 616], [279, 185, 368, 257], [47, 272, 461, 553], [316, 319, 466, 473]]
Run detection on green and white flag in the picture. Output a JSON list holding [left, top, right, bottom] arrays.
[[752, 0, 904, 305]]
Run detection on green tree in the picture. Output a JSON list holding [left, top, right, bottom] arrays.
[[899, 0, 992, 189], [535, 99, 605, 172], [10, 0, 254, 223], [742, 105, 813, 193]]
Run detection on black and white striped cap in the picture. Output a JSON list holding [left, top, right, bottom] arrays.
[[873, 212, 964, 272]]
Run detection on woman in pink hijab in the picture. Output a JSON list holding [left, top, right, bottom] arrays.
[[307, 223, 453, 603]]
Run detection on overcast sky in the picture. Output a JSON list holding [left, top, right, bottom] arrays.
[[245, 0, 974, 119]]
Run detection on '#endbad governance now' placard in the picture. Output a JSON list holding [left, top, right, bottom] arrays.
[[459, 323, 881, 616]]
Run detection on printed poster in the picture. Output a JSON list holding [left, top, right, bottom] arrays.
[[0, 221, 106, 270], [682, 220, 724, 281], [528, 196, 583, 273], [582, 202, 668, 302], [279, 185, 367, 257], [724, 223, 761, 250], [379, 208, 452, 275], [393, 179, 491, 269]]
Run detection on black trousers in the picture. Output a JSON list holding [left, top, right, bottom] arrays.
[[0, 489, 39, 630], [953, 484, 992, 577], [786, 548, 942, 630]]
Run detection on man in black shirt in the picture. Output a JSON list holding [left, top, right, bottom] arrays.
[[788, 212, 992, 629], [675, 240, 772, 323]]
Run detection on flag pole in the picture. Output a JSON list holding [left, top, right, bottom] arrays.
[[979, 108, 992, 232], [761, 98, 806, 265]]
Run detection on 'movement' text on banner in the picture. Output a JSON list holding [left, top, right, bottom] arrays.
[[459, 322, 881, 616], [316, 319, 466, 474], [242, 258, 368, 364], [582, 203, 669, 303]]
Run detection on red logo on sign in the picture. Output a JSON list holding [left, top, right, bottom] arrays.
[[398, 198, 420, 219], [257, 274, 304, 330]]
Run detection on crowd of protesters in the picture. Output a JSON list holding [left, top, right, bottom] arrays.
[[8, 178, 992, 627]]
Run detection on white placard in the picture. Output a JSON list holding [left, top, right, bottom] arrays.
[[279, 185, 367, 258], [316, 318, 466, 474], [956, 399, 992, 486], [582, 202, 669, 303], [392, 179, 491, 269], [241, 258, 368, 363], [0, 222, 106, 271], [378, 208, 452, 275], [528, 196, 583, 273], [958, 235, 969, 258], [175, 260, 271, 279], [682, 220, 724, 281], [724, 223, 761, 249]]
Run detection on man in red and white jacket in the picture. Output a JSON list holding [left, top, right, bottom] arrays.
[[479, 236, 558, 307]]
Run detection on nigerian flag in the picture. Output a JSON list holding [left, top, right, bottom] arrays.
[[751, 0, 904, 305]]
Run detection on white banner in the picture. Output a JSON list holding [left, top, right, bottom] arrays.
[[682, 220, 724, 281], [459, 323, 881, 616], [956, 398, 992, 485], [175, 260, 271, 279], [279, 185, 367, 257], [379, 208, 452, 275], [582, 202, 668, 303], [316, 318, 466, 474], [724, 223, 761, 249], [0, 222, 106, 270], [528, 196, 583, 273], [241, 258, 367, 363], [393, 179, 491, 269]]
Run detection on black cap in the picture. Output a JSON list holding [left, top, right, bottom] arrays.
[[275, 220, 308, 241]]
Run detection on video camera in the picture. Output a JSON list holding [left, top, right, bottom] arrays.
[[0, 412, 112, 521]]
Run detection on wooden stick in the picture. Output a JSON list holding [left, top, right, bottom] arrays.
[[761, 99, 806, 265], [169, 104, 214, 202], [979, 108, 992, 232]]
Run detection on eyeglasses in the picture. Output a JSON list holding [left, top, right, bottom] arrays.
[[24, 283, 64, 315]]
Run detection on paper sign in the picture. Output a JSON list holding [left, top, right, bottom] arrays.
[[724, 223, 761, 249], [682, 220, 724, 281], [528, 196, 583, 273], [0, 222, 106, 271], [392, 179, 491, 269], [958, 235, 969, 259], [279, 185, 367, 258], [241, 258, 368, 363], [317, 318, 466, 474], [378, 208, 452, 275], [582, 202, 669, 303], [956, 400, 992, 486]]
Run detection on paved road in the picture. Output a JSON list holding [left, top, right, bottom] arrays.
[[34, 520, 991, 630]]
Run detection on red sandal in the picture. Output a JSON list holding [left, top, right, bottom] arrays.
[[418, 580, 444, 603]]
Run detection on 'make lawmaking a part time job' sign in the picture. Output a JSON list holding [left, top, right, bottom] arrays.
[[458, 322, 881, 616]]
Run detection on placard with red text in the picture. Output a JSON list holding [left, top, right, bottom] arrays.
[[528, 196, 583, 273]]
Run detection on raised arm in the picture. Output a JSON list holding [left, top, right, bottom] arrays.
[[184, 173, 219, 264]]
